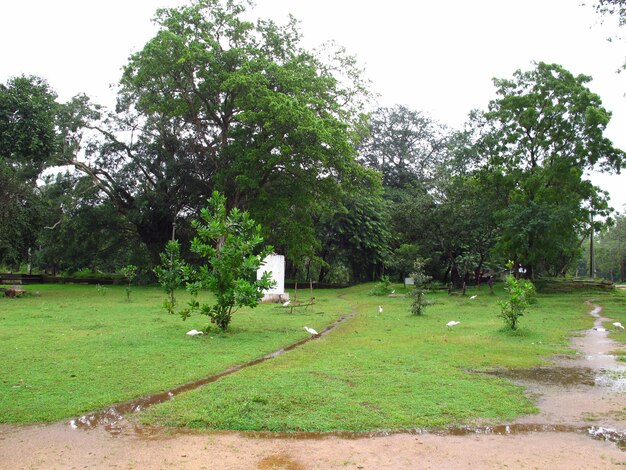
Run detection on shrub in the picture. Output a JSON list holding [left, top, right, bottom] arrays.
[[498, 274, 535, 330], [368, 275, 393, 296], [409, 258, 432, 315]]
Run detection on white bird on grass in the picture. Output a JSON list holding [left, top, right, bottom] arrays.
[[304, 326, 318, 336], [283, 300, 291, 307], [446, 321, 461, 328], [186, 329, 204, 336], [379, 305, 383, 314], [470, 295, 477, 300], [391, 289, 396, 294], [613, 322, 625, 330]]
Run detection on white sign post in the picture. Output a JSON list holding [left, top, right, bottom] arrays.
[[257, 254, 289, 303]]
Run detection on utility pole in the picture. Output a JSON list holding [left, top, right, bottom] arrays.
[[589, 212, 594, 278]]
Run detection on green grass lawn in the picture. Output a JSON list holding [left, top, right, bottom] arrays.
[[0, 284, 348, 422], [1, 282, 624, 431], [141, 284, 626, 432]]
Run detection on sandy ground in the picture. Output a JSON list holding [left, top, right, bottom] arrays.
[[1, 304, 625, 469], [1, 423, 625, 469]]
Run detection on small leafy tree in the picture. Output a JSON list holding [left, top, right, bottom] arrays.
[[368, 275, 393, 296], [154, 240, 186, 314], [498, 263, 535, 330], [120, 264, 137, 302], [180, 192, 275, 332], [409, 258, 432, 315]]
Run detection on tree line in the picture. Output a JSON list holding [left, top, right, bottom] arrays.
[[1, 0, 624, 284]]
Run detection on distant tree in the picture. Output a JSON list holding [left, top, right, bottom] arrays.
[[315, 191, 390, 283], [34, 173, 149, 275], [592, 214, 626, 281], [359, 105, 450, 188], [472, 62, 625, 277]]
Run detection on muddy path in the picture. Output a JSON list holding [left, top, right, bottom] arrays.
[[1, 303, 625, 469]]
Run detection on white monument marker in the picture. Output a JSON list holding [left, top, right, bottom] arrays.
[[257, 254, 289, 303]]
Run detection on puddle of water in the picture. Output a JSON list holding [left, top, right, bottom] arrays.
[[69, 310, 356, 433], [480, 367, 597, 387]]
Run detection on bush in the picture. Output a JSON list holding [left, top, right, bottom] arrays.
[[498, 275, 535, 330], [368, 275, 393, 296]]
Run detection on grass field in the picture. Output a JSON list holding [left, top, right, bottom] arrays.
[[1, 282, 624, 431], [0, 284, 348, 422]]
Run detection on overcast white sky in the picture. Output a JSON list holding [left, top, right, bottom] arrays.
[[2, 0, 625, 210]]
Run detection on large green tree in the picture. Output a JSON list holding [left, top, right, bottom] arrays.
[[0, 76, 61, 267], [66, 0, 376, 266], [472, 62, 624, 277]]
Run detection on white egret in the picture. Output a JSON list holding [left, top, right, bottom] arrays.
[[379, 305, 383, 314], [186, 329, 203, 336], [613, 322, 625, 330], [283, 300, 291, 307], [304, 326, 318, 336], [446, 321, 461, 328], [470, 295, 477, 300], [391, 289, 396, 294]]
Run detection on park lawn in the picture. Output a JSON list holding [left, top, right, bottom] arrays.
[[140, 284, 626, 432], [0, 284, 348, 422]]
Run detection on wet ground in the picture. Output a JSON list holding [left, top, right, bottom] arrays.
[[0, 304, 625, 469]]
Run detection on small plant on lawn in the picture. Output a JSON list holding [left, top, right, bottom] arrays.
[[154, 240, 186, 314], [95, 284, 108, 296], [368, 275, 393, 296], [498, 268, 535, 330], [179, 191, 275, 332], [409, 258, 432, 315], [120, 264, 137, 302]]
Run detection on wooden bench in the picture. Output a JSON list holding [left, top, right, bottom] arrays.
[[2, 285, 26, 297]]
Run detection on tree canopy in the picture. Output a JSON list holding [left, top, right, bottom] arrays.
[[63, 0, 378, 267], [471, 62, 625, 277]]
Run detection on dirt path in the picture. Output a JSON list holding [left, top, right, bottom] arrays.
[[1, 304, 625, 469]]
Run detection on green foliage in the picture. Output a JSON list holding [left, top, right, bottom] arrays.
[[498, 272, 536, 330], [0, 75, 61, 267], [409, 258, 432, 315], [315, 190, 390, 283], [121, 264, 138, 302], [472, 62, 625, 277], [154, 240, 186, 314], [358, 105, 451, 188], [586, 214, 626, 282], [367, 275, 393, 296], [59, 0, 377, 268], [34, 173, 150, 275], [179, 192, 275, 332]]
